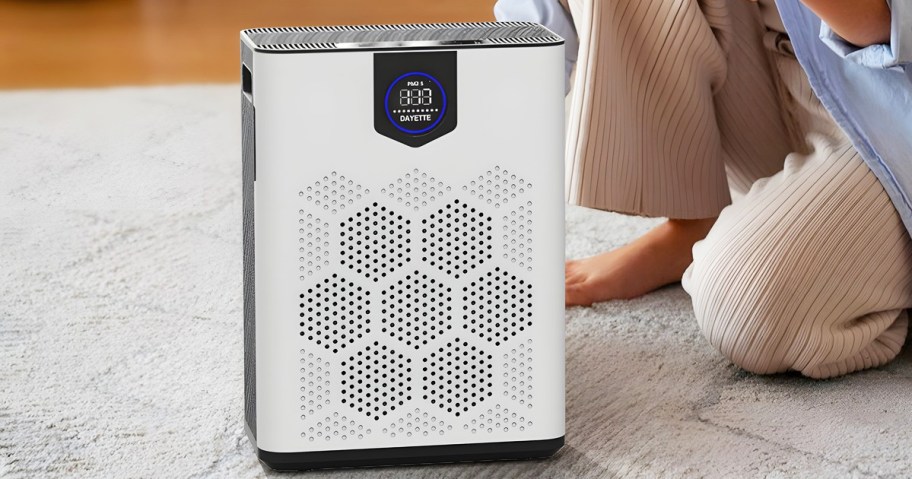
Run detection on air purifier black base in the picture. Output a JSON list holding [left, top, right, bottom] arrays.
[[246, 423, 563, 471]]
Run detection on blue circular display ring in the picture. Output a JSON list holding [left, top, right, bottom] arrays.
[[384, 72, 447, 135]]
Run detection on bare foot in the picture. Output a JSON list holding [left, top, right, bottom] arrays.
[[565, 218, 716, 306]]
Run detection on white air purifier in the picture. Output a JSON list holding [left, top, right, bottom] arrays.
[[241, 22, 565, 470]]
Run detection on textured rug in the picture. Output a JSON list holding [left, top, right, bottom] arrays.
[[2, 85, 911, 478]]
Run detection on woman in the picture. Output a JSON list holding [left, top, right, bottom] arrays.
[[497, 0, 912, 378]]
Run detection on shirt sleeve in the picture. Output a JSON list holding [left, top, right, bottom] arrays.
[[494, 0, 579, 93], [818, 0, 912, 70]]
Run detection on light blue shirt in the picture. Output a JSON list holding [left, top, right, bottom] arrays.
[[777, 0, 912, 237]]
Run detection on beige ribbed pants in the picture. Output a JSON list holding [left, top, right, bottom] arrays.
[[565, 0, 912, 378]]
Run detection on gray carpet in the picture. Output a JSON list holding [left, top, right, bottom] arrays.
[[2, 85, 911, 478]]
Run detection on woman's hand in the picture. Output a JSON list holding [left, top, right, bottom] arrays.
[[800, 0, 891, 47]]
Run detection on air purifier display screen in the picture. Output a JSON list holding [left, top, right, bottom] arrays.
[[385, 72, 447, 134], [373, 51, 457, 147]]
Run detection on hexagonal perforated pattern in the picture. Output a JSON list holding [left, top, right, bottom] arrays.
[[463, 267, 532, 346], [300, 171, 369, 214], [341, 342, 413, 421], [420, 199, 493, 279], [288, 166, 550, 441], [422, 339, 493, 416], [298, 213, 330, 280], [340, 202, 411, 282], [382, 408, 452, 438], [465, 404, 533, 434], [501, 203, 533, 271], [299, 274, 371, 354], [301, 412, 372, 442], [380, 271, 453, 349], [381, 169, 450, 212], [463, 165, 530, 207], [502, 339, 533, 408], [299, 350, 331, 421]]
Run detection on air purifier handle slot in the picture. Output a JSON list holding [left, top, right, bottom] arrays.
[[242, 64, 253, 102]]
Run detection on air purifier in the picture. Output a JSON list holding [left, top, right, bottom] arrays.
[[241, 22, 565, 470]]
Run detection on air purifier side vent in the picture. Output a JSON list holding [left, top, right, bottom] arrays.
[[462, 267, 532, 346], [420, 199, 493, 279], [341, 342, 413, 421], [380, 271, 453, 349], [299, 275, 371, 353], [241, 94, 257, 438], [422, 339, 494, 417]]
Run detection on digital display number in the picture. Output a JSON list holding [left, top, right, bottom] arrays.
[[384, 71, 447, 135], [399, 88, 433, 106]]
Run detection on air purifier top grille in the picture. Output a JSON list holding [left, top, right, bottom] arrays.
[[241, 22, 563, 53]]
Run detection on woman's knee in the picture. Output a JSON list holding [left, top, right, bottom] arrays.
[[685, 227, 801, 375]]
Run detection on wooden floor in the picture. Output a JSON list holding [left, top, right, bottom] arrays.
[[0, 0, 493, 89]]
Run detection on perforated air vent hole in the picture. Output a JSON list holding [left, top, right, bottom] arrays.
[[381, 271, 452, 349], [463, 267, 532, 346], [300, 171, 368, 214], [502, 338, 533, 408], [341, 342, 412, 421], [298, 213, 330, 280], [340, 202, 411, 282], [382, 408, 452, 438], [463, 165, 530, 207], [300, 274, 370, 353], [422, 339, 493, 416], [299, 351, 331, 421], [381, 169, 451, 212], [420, 199, 492, 278], [501, 204, 533, 271], [301, 412, 372, 442], [464, 404, 533, 434]]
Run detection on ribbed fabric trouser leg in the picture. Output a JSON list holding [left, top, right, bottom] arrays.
[[564, 0, 791, 217], [565, 0, 912, 377], [682, 12, 912, 378], [682, 137, 912, 378]]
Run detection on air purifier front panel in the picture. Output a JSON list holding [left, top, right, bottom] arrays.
[[242, 23, 565, 469]]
